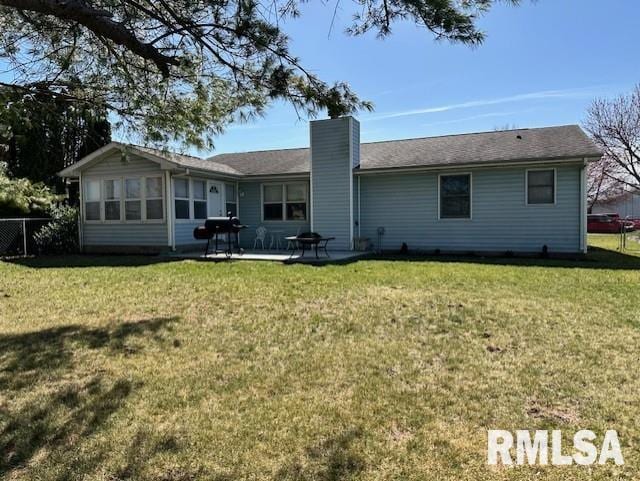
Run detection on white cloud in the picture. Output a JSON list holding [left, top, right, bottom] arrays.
[[420, 111, 517, 127], [419, 107, 545, 128], [363, 86, 607, 122]]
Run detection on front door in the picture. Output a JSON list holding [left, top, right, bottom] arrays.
[[208, 181, 224, 217]]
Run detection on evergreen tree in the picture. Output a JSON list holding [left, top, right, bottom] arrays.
[[0, 89, 111, 191], [0, 1, 520, 149]]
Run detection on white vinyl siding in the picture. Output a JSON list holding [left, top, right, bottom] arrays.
[[359, 164, 582, 253], [310, 117, 354, 250], [81, 152, 168, 247]]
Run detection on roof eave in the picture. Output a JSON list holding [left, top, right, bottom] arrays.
[[57, 142, 124, 177], [354, 155, 596, 175], [170, 165, 242, 180], [239, 171, 310, 180]]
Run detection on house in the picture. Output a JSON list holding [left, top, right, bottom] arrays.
[[58, 117, 602, 254], [591, 190, 640, 218]]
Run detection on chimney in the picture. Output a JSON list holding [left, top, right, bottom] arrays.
[[310, 116, 360, 250]]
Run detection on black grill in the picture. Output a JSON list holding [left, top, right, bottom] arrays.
[[193, 213, 247, 257]]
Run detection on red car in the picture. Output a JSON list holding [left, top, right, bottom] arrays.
[[605, 213, 637, 232], [587, 214, 635, 233], [627, 218, 640, 229]]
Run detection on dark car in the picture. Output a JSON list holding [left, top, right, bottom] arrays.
[[587, 214, 635, 233]]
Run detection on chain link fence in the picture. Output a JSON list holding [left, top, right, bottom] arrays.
[[619, 229, 640, 253], [0, 218, 51, 257]]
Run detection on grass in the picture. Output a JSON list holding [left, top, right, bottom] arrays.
[[0, 234, 639, 480]]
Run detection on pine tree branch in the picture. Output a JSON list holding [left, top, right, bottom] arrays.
[[0, 0, 179, 77]]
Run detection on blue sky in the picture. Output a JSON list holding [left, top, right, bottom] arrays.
[[2, 1, 637, 155], [191, 0, 640, 155]]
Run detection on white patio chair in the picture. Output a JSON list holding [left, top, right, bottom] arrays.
[[253, 226, 268, 249]]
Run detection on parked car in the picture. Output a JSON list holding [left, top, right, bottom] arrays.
[[607, 213, 637, 232], [587, 214, 635, 233], [625, 218, 640, 229]]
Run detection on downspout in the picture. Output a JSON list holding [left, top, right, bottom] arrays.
[[580, 160, 587, 254], [348, 117, 354, 250], [358, 175, 361, 238], [309, 122, 314, 232], [78, 172, 84, 251], [236, 180, 241, 245], [165, 170, 175, 251]]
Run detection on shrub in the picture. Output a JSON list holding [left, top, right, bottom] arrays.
[[0, 162, 62, 217], [34, 206, 79, 254]]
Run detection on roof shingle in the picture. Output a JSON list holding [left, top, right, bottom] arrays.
[[134, 145, 241, 175], [206, 125, 601, 175]]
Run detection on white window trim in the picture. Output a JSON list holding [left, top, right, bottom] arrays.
[[225, 182, 238, 217], [124, 177, 142, 223], [260, 182, 309, 222], [525, 168, 557, 206], [102, 177, 123, 224], [192, 178, 208, 221], [173, 177, 192, 223], [143, 177, 165, 223], [173, 177, 226, 223], [437, 172, 473, 221], [83, 175, 165, 224], [83, 178, 102, 224]]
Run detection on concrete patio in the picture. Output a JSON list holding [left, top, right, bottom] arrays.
[[172, 248, 370, 265]]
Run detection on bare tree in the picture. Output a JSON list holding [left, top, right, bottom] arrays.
[[584, 85, 640, 193], [586, 156, 623, 212]]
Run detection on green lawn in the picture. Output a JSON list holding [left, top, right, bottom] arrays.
[[0, 235, 639, 480]]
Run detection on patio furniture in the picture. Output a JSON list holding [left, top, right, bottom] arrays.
[[286, 226, 302, 250], [253, 226, 268, 249], [285, 232, 336, 259], [269, 229, 284, 250], [193, 214, 247, 258]]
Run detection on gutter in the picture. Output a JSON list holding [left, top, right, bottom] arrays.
[[169, 166, 241, 181], [78, 171, 84, 251], [353, 156, 598, 176], [164, 171, 175, 251]]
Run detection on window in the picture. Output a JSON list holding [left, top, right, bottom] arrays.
[[225, 183, 237, 217], [193, 180, 207, 219], [174, 178, 190, 219], [83, 176, 164, 222], [84, 179, 101, 221], [527, 169, 555, 205], [103, 179, 121, 221], [145, 177, 164, 220], [263, 184, 284, 221], [262, 183, 308, 221], [440, 174, 471, 219], [285, 183, 307, 220], [125, 178, 141, 221]]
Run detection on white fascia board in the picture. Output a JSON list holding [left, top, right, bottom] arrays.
[[354, 158, 587, 176]]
